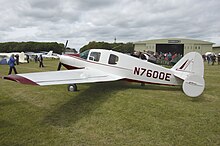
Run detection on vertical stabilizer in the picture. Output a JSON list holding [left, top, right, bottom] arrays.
[[171, 52, 204, 79], [171, 52, 205, 97], [47, 51, 53, 56]]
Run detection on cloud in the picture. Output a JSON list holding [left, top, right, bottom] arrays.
[[0, 0, 220, 50]]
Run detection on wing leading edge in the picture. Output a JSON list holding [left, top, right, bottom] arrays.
[[3, 68, 123, 86]]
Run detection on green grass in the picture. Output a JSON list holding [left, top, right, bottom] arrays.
[[0, 60, 220, 145]]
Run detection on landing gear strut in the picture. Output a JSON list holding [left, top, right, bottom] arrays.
[[68, 84, 77, 92]]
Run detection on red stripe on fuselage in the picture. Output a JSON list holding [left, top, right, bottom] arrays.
[[61, 63, 83, 70]]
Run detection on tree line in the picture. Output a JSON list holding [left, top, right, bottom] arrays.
[[0, 41, 135, 54], [0, 42, 64, 54], [79, 41, 134, 53]]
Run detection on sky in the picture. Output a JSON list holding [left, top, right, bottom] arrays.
[[0, 0, 220, 50]]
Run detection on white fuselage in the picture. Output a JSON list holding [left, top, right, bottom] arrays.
[[60, 49, 182, 86]]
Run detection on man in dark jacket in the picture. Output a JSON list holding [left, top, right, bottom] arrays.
[[8, 54, 18, 75], [38, 54, 44, 67]]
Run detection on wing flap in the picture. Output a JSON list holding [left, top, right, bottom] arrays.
[[3, 68, 123, 86]]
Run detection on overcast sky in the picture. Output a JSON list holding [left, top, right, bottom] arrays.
[[0, 0, 220, 50]]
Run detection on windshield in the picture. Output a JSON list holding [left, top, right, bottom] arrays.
[[79, 50, 90, 59]]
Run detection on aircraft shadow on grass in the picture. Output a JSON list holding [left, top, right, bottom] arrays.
[[0, 100, 18, 128], [42, 82, 126, 127], [42, 81, 180, 127], [0, 120, 15, 128]]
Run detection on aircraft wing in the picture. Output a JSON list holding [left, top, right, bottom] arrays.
[[3, 68, 123, 86]]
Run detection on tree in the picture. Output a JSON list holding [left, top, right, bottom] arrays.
[[0, 42, 64, 54], [79, 41, 134, 53]]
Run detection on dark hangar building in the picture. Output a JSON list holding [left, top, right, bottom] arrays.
[[134, 38, 214, 55]]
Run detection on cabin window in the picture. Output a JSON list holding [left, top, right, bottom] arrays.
[[80, 50, 89, 59], [108, 54, 119, 65], [89, 52, 101, 62]]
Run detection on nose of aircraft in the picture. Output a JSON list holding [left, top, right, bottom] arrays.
[[57, 54, 82, 70]]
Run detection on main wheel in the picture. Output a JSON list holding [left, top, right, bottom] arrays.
[[68, 84, 77, 92]]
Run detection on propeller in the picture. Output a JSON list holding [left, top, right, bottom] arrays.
[[63, 40, 68, 54], [57, 40, 68, 71]]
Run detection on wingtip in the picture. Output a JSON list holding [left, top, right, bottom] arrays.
[[3, 74, 39, 85]]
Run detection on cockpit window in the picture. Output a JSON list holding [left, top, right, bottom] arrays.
[[80, 50, 90, 59], [89, 52, 101, 62], [108, 54, 119, 65]]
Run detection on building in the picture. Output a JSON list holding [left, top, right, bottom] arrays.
[[212, 46, 220, 54], [134, 38, 214, 55]]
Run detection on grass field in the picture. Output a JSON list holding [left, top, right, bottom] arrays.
[[0, 60, 220, 145]]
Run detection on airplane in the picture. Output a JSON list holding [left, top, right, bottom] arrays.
[[25, 51, 59, 59], [2, 49, 205, 97], [42, 50, 59, 59]]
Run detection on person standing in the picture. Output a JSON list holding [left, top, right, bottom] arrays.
[[38, 54, 44, 67], [207, 54, 211, 65], [218, 54, 220, 65], [211, 55, 216, 65], [34, 55, 38, 63], [15, 54, 19, 65], [8, 54, 18, 75], [26, 54, 29, 63]]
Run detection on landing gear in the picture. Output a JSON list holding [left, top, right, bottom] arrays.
[[68, 84, 77, 92]]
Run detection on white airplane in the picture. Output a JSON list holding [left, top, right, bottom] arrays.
[[2, 49, 205, 97], [42, 51, 59, 59], [25, 51, 59, 59]]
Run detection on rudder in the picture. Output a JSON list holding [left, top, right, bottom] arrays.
[[171, 52, 205, 97], [171, 52, 204, 78]]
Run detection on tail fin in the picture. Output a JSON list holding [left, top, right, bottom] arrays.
[[171, 52, 204, 80], [47, 51, 53, 56], [172, 52, 205, 97], [19, 52, 27, 63]]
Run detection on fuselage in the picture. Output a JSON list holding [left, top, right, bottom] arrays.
[[60, 49, 182, 86]]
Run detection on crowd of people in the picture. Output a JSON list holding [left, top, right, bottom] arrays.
[[7, 54, 45, 75], [131, 50, 182, 66], [202, 53, 220, 65], [132, 50, 220, 66]]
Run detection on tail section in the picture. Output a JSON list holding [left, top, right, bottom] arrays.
[[19, 52, 27, 63], [171, 52, 205, 97], [171, 52, 204, 80], [47, 51, 53, 56]]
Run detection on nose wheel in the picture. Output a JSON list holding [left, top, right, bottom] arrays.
[[68, 84, 77, 92]]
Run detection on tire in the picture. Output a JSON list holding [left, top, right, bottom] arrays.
[[68, 84, 77, 92]]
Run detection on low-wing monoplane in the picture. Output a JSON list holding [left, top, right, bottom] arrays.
[[25, 50, 59, 59], [42, 50, 59, 59], [3, 49, 205, 97]]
